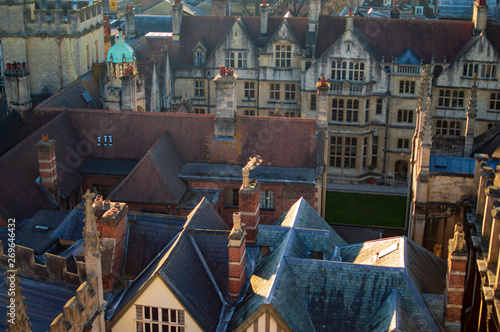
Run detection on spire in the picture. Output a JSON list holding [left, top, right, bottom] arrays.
[[5, 270, 32, 332], [82, 190, 101, 258]]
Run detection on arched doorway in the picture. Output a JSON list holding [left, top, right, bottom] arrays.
[[395, 160, 408, 182]]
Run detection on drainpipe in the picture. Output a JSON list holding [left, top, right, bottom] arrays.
[[56, 37, 63, 90], [382, 68, 391, 184]]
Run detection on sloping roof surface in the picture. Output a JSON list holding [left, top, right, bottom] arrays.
[[0, 270, 78, 332], [134, 15, 173, 35], [438, 0, 497, 19], [429, 155, 475, 174], [110, 133, 187, 204], [0, 112, 83, 221], [78, 158, 139, 175], [0, 110, 24, 155]]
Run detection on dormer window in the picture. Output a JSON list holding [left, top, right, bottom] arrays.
[[109, 135, 113, 146], [194, 50, 206, 66], [97, 136, 101, 146], [346, 42, 352, 52], [104, 135, 108, 146], [415, 6, 424, 15]]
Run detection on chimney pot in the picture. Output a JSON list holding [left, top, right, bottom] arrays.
[[242, 168, 250, 188], [94, 198, 102, 207], [42, 134, 49, 143], [320, 76, 326, 86], [233, 212, 241, 230], [6, 63, 11, 70], [219, 65, 225, 76], [394, 0, 397, 9], [22, 61, 27, 69], [15, 62, 21, 69], [263, 0, 266, 4], [348, 8, 352, 15], [96, 195, 103, 200]]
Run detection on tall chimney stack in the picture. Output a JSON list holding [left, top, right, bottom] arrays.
[[239, 166, 260, 243], [228, 212, 246, 301], [260, 0, 269, 38], [172, 0, 183, 42], [473, 0, 488, 35], [36, 134, 59, 200], [214, 66, 237, 138]]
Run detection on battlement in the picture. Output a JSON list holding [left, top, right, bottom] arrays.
[[49, 274, 101, 332], [0, 0, 103, 36], [0, 241, 84, 285]]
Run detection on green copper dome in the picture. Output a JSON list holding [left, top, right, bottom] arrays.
[[106, 35, 135, 63]]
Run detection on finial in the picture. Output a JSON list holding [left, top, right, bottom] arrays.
[[5, 270, 32, 332], [82, 190, 101, 257]]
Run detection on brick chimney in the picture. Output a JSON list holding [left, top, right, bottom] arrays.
[[172, 0, 183, 42], [228, 212, 246, 301], [90, 197, 128, 291], [36, 134, 59, 200], [445, 223, 467, 332], [239, 166, 260, 244], [214, 66, 237, 138], [473, 0, 488, 35], [4, 61, 32, 118], [103, 15, 112, 57], [260, 0, 269, 38]]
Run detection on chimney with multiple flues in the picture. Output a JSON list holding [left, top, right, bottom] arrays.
[[214, 65, 237, 138], [238, 165, 261, 244]]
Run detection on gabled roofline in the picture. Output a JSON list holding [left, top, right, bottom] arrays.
[[263, 18, 304, 51]]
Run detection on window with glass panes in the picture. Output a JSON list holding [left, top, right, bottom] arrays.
[[397, 139, 409, 149], [237, 53, 248, 68], [310, 94, 317, 111], [285, 84, 296, 100], [330, 136, 342, 168], [225, 188, 239, 207], [397, 110, 414, 123], [438, 90, 464, 107], [135, 305, 185, 332], [376, 98, 383, 114], [490, 93, 500, 110], [194, 80, 204, 97], [346, 99, 359, 123], [362, 137, 368, 168], [331, 99, 358, 122], [244, 82, 255, 98], [225, 52, 235, 67], [372, 136, 378, 167], [275, 45, 292, 67], [463, 62, 497, 79], [344, 137, 357, 169], [331, 60, 364, 81], [399, 81, 415, 94], [270, 84, 280, 99], [194, 51, 205, 66], [244, 110, 255, 116], [436, 120, 461, 136], [331, 99, 344, 122], [260, 190, 274, 209]]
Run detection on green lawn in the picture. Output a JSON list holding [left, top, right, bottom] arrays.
[[325, 192, 407, 228]]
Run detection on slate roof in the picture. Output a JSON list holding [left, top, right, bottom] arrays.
[[0, 109, 24, 156], [0, 112, 84, 222], [178, 163, 316, 184], [0, 269, 78, 332], [134, 15, 173, 35], [157, 15, 500, 66], [438, 0, 497, 19], [229, 199, 447, 332], [34, 72, 102, 110], [0, 210, 68, 256], [109, 133, 187, 204], [108, 198, 229, 331], [78, 158, 139, 175], [178, 188, 221, 210]]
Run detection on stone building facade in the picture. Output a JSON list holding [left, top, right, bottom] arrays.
[[0, 0, 105, 114], [126, 0, 500, 185]]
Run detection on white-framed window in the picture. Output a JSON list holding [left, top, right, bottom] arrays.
[[397, 110, 414, 123], [260, 190, 274, 209], [415, 6, 424, 15], [270, 84, 280, 100], [331, 60, 365, 81], [194, 80, 205, 97], [237, 53, 248, 68], [399, 81, 415, 94], [135, 305, 185, 332], [490, 92, 500, 110], [275, 45, 292, 67], [194, 50, 205, 66], [436, 120, 462, 136], [438, 90, 464, 108], [225, 188, 239, 207], [285, 84, 296, 100], [397, 138, 410, 149], [244, 82, 255, 98], [225, 52, 235, 68]]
